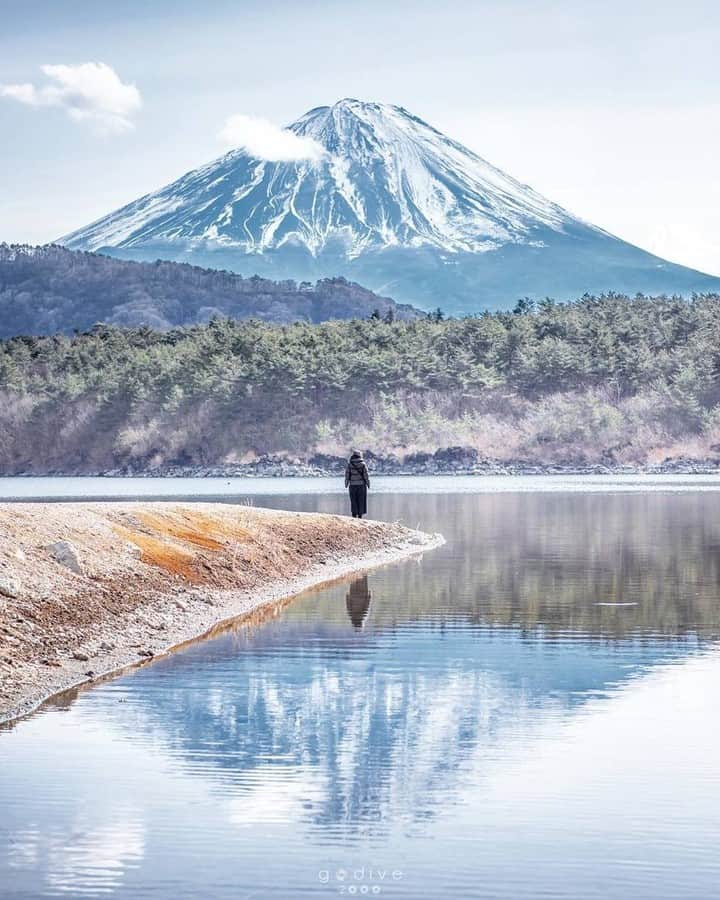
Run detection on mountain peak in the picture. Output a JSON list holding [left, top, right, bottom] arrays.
[[302, 98, 405, 115], [65, 98, 570, 259], [61, 101, 720, 312], [291, 99, 436, 153]]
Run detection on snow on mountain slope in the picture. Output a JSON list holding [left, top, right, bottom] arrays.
[[64, 100, 574, 255], [61, 99, 720, 312]]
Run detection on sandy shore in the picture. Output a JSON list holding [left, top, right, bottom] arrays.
[[0, 502, 443, 724]]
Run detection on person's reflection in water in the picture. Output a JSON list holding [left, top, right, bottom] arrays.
[[345, 576, 372, 629]]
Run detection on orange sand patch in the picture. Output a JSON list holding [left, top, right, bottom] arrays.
[[115, 524, 199, 581], [135, 508, 252, 549], [113, 508, 256, 582]]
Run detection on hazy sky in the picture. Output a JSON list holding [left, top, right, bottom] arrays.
[[1, 0, 718, 274]]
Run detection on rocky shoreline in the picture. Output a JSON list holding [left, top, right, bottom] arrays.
[[0, 502, 442, 725], [5, 447, 720, 480], [96, 447, 720, 478]]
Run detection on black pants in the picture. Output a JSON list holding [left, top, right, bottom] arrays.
[[349, 484, 367, 518]]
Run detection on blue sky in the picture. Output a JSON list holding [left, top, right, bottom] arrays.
[[1, 0, 718, 273]]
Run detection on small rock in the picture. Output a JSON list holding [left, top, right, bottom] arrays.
[[124, 542, 142, 559], [47, 541, 84, 576], [72, 651, 90, 662], [14, 549, 26, 563], [99, 641, 115, 652], [0, 575, 20, 599], [84, 670, 95, 678], [42, 658, 62, 667], [137, 649, 154, 658]]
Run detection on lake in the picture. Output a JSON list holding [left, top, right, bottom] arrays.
[[1, 478, 720, 898]]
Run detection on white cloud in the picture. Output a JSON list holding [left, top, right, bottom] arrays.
[[0, 62, 142, 134], [218, 113, 325, 162]]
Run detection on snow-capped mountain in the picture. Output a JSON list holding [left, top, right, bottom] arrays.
[[62, 99, 720, 312]]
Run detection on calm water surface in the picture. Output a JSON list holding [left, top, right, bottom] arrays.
[[1, 481, 720, 899]]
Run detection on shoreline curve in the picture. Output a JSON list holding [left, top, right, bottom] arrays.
[[0, 502, 443, 726]]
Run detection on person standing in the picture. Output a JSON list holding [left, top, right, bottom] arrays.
[[345, 450, 370, 518]]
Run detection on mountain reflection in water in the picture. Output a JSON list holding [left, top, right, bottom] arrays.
[[1, 489, 720, 899]]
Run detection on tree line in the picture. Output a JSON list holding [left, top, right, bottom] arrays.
[[0, 292, 719, 472]]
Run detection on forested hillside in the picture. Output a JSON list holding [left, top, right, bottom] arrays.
[[1, 293, 719, 473], [0, 244, 416, 337]]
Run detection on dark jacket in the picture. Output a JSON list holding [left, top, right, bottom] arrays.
[[345, 454, 370, 488]]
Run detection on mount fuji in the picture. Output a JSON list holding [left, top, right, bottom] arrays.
[[62, 99, 720, 312]]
